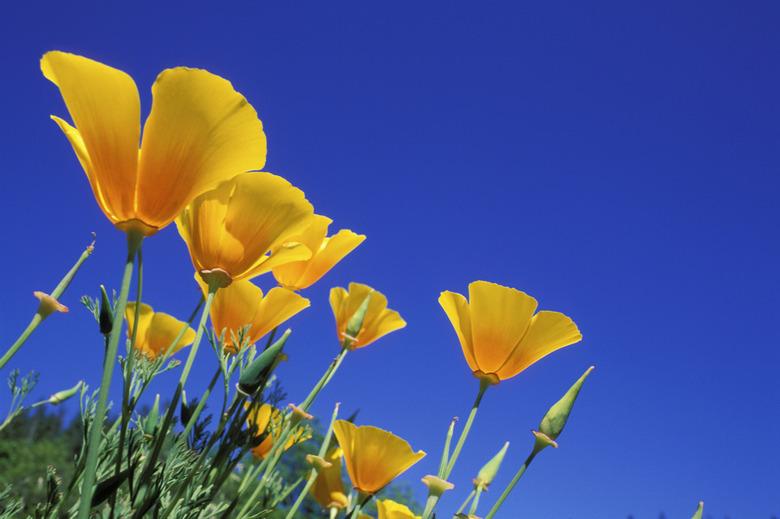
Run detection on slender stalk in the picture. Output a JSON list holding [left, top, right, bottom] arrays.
[[77, 232, 141, 518], [484, 448, 539, 519], [284, 402, 341, 519], [455, 488, 476, 515], [182, 365, 221, 439], [299, 345, 349, 411], [469, 485, 484, 515], [0, 241, 94, 369]]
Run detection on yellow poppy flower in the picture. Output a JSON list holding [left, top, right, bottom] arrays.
[[246, 403, 311, 459], [377, 500, 421, 519], [177, 171, 315, 288], [310, 447, 349, 510], [42, 51, 266, 237], [329, 283, 406, 349], [125, 302, 196, 360], [333, 420, 425, 495], [439, 280, 582, 384], [271, 215, 365, 290], [196, 277, 309, 353]]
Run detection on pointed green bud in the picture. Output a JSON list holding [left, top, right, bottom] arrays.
[[534, 366, 594, 452], [47, 381, 83, 405], [474, 441, 509, 490], [238, 329, 291, 395], [99, 285, 113, 335], [344, 293, 372, 345], [144, 394, 160, 437], [691, 501, 704, 519]]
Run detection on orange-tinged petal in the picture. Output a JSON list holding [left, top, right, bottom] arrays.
[[333, 420, 425, 495], [438, 291, 477, 372], [496, 311, 582, 380], [136, 67, 266, 229], [377, 500, 421, 519], [125, 302, 195, 359], [468, 281, 537, 374], [42, 51, 140, 225], [203, 277, 310, 352], [272, 215, 366, 290], [176, 172, 314, 283]]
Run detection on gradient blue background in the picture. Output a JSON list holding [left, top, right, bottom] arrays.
[[1, 2, 778, 517]]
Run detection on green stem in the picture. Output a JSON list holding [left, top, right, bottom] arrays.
[[483, 449, 540, 519], [455, 488, 476, 515], [300, 345, 349, 411], [0, 241, 93, 370], [77, 232, 141, 518], [182, 365, 221, 439], [469, 485, 484, 515], [284, 402, 340, 519], [444, 379, 490, 477]]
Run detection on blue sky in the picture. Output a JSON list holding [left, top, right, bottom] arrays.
[[2, 2, 779, 517]]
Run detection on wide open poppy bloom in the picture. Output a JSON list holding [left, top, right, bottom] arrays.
[[377, 499, 421, 519], [125, 302, 196, 360], [329, 283, 406, 349], [42, 51, 266, 237], [272, 214, 365, 290], [177, 171, 315, 289], [439, 280, 582, 384], [333, 420, 425, 495], [197, 277, 309, 353], [246, 403, 310, 459], [310, 447, 349, 510]]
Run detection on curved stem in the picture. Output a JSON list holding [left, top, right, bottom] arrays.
[[444, 379, 489, 477], [182, 365, 221, 439], [483, 449, 539, 519], [77, 232, 141, 518], [0, 241, 93, 370], [456, 488, 476, 515]]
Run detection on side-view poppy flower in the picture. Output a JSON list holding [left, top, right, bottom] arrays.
[[177, 172, 315, 289], [246, 403, 311, 459], [125, 302, 196, 360], [42, 51, 266, 237], [439, 280, 582, 384], [333, 420, 425, 495], [310, 447, 349, 510], [329, 283, 406, 349], [377, 499, 421, 519], [271, 214, 365, 290], [196, 277, 309, 353]]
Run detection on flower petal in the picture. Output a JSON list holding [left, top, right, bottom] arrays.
[[145, 312, 196, 358], [468, 281, 538, 374], [137, 67, 266, 229], [438, 291, 477, 372], [42, 51, 140, 223], [496, 311, 582, 380]]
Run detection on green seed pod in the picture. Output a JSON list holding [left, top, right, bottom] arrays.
[[474, 441, 509, 490], [691, 501, 704, 519], [99, 285, 113, 335], [48, 381, 83, 405], [238, 329, 291, 395], [535, 366, 594, 451]]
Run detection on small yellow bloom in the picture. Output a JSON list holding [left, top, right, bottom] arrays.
[[439, 281, 582, 383], [377, 500, 421, 519], [329, 283, 406, 349], [333, 420, 425, 495], [310, 447, 349, 510], [271, 215, 365, 290], [197, 277, 309, 353], [42, 51, 266, 237], [177, 172, 314, 288], [246, 403, 310, 459], [125, 302, 196, 360]]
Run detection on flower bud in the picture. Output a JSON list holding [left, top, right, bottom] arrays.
[[47, 380, 82, 405], [238, 329, 291, 395], [691, 501, 704, 519], [534, 366, 594, 452], [473, 441, 509, 490], [343, 292, 372, 345], [144, 394, 160, 437], [99, 285, 113, 335]]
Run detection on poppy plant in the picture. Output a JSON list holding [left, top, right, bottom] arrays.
[[330, 282, 406, 350]]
